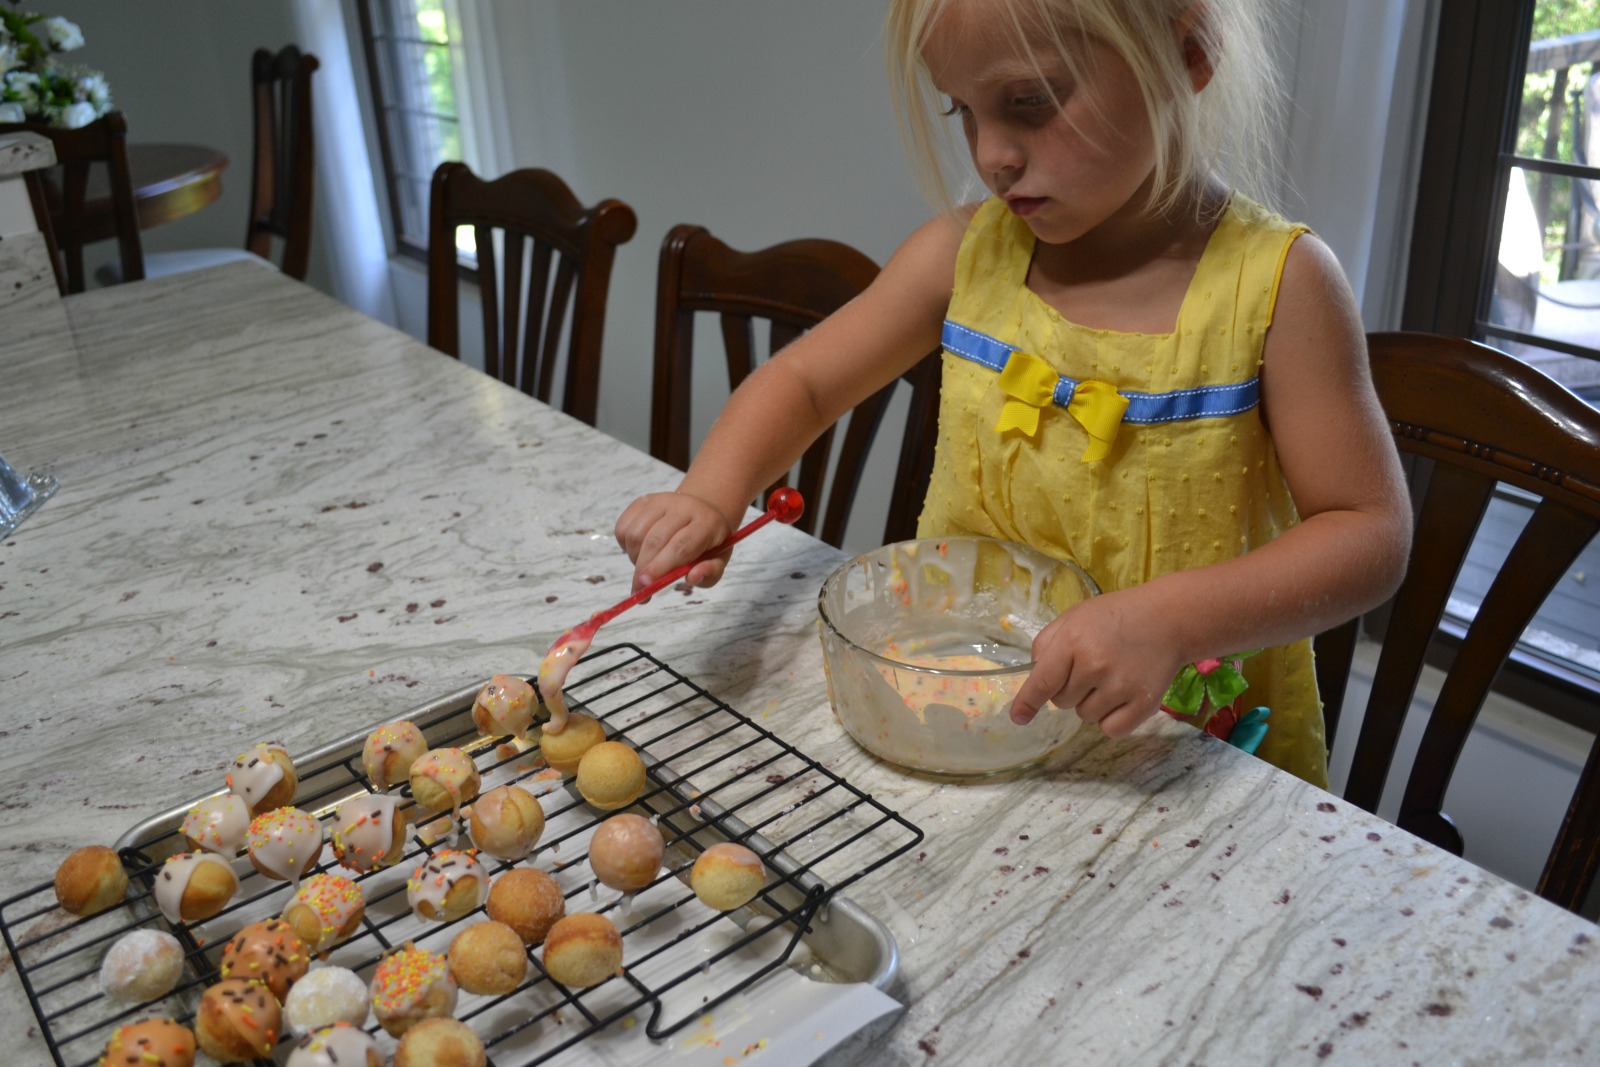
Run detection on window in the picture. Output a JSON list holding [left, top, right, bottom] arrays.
[[1402, 0, 1600, 712], [356, 0, 467, 262]]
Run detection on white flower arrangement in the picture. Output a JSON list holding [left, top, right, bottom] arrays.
[[0, 7, 112, 129]]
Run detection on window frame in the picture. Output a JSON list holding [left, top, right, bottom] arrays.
[[1400, 0, 1600, 727], [354, 0, 469, 266]]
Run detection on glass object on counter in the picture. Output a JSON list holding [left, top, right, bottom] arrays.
[[818, 536, 1100, 776], [0, 450, 57, 536]]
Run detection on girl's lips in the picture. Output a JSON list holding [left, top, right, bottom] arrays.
[[1005, 196, 1046, 217]]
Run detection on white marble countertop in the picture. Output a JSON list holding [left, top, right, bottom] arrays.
[[2, 263, 1597, 1066]]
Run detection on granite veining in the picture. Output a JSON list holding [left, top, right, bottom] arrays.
[[1, 263, 1596, 1066]]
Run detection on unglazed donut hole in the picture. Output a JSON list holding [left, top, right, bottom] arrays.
[[538, 712, 606, 775], [447, 920, 528, 995], [219, 918, 311, 1003], [485, 867, 565, 946], [409, 747, 481, 815], [55, 845, 128, 917], [466, 784, 544, 862], [370, 943, 458, 1038], [587, 813, 664, 893], [100, 929, 186, 1002], [195, 978, 282, 1063], [362, 720, 429, 791], [575, 741, 646, 811], [283, 967, 371, 1036], [98, 1018, 196, 1067], [395, 1017, 487, 1067], [690, 842, 766, 911], [541, 912, 623, 988]]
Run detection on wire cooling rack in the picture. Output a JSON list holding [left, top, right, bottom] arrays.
[[0, 643, 924, 1066]]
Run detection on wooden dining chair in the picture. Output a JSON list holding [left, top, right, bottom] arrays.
[[98, 45, 319, 286], [652, 223, 942, 548], [0, 111, 142, 294], [426, 162, 637, 426], [1314, 331, 1600, 912]]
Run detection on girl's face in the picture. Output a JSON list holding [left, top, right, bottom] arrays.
[[923, 1, 1163, 246]]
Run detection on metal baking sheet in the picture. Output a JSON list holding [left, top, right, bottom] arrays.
[[1, 643, 923, 1066]]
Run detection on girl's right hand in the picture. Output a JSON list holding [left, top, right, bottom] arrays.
[[614, 491, 737, 594]]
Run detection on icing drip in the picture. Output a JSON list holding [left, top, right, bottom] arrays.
[[248, 807, 324, 882], [406, 848, 488, 918], [226, 742, 289, 809], [472, 674, 536, 739], [153, 852, 238, 923], [286, 1021, 381, 1066], [331, 793, 402, 872], [538, 632, 591, 734], [362, 720, 427, 790], [181, 793, 252, 854], [409, 747, 478, 818]]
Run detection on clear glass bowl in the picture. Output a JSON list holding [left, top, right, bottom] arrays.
[[817, 537, 1100, 776]]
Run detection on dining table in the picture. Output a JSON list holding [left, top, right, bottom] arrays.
[[81, 142, 229, 240], [2, 261, 1598, 1067]]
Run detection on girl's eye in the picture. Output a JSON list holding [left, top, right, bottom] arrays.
[[1013, 92, 1054, 110], [941, 99, 970, 118]]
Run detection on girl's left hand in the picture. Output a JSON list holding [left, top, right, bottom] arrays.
[[1009, 590, 1189, 737]]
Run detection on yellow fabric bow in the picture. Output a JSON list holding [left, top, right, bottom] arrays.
[[994, 350, 1129, 461]]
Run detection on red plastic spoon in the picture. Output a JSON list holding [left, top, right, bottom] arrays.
[[538, 488, 805, 733]]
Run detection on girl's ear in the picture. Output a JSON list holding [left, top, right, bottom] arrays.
[[1176, 4, 1216, 93]]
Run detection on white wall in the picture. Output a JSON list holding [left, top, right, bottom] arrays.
[[45, 1, 336, 292], [487, 0, 928, 452]]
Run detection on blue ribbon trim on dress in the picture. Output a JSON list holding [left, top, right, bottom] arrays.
[[941, 320, 1260, 425]]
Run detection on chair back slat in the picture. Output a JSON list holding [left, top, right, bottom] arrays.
[[817, 384, 896, 548], [1321, 331, 1600, 914], [498, 232, 525, 388], [1399, 502, 1600, 844], [475, 224, 501, 383], [246, 46, 318, 280], [652, 223, 940, 548], [543, 258, 579, 407], [1544, 743, 1600, 903], [720, 315, 756, 391], [1342, 462, 1493, 809], [0, 111, 143, 294], [426, 163, 636, 427]]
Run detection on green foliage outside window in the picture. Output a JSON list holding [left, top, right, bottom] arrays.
[[1520, 0, 1600, 280]]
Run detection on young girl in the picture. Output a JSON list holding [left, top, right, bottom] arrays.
[[614, 0, 1411, 787]]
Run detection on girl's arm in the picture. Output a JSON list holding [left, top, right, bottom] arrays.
[[1011, 234, 1412, 734], [615, 211, 966, 592]]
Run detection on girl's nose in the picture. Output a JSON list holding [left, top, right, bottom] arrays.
[[970, 120, 1024, 179]]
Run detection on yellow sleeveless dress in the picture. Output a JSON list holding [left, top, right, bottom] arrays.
[[917, 195, 1327, 786]]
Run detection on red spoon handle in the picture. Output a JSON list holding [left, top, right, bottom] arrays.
[[587, 488, 805, 632]]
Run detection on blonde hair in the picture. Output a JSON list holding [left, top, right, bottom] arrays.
[[885, 0, 1285, 218]]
